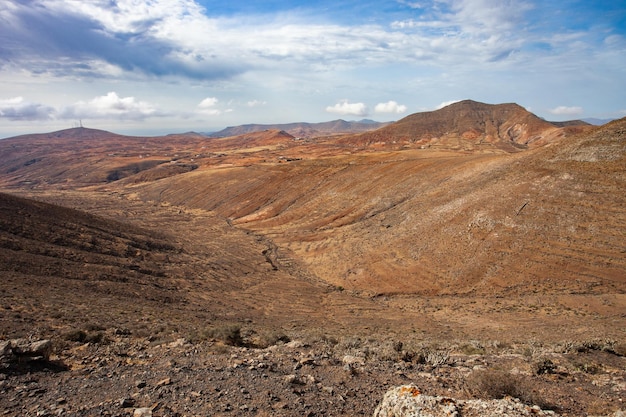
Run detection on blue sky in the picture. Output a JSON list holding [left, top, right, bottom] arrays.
[[0, 0, 625, 137]]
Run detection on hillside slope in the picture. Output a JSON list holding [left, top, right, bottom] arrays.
[[134, 118, 626, 300], [0, 128, 296, 187]]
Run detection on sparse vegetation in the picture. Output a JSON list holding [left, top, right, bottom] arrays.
[[207, 324, 244, 346], [534, 358, 557, 375], [62, 329, 106, 344], [467, 370, 550, 410]]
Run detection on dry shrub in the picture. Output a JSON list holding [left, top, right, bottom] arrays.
[[534, 358, 557, 375], [612, 343, 626, 357], [420, 348, 451, 367], [208, 324, 244, 347], [254, 330, 290, 348], [186, 323, 246, 346], [467, 370, 550, 409], [62, 329, 106, 344]]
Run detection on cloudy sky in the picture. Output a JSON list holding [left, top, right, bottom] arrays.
[[0, 0, 625, 137]]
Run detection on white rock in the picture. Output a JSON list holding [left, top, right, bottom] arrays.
[[133, 408, 152, 417], [342, 354, 365, 366], [373, 385, 559, 417]]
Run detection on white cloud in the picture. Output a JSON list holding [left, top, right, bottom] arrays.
[[548, 106, 584, 116], [436, 100, 462, 109], [397, 1, 427, 9], [326, 100, 369, 117], [247, 100, 267, 107], [0, 97, 56, 121], [197, 97, 221, 115], [375, 100, 407, 114], [62, 92, 159, 120], [198, 97, 219, 108], [1, 0, 536, 84], [448, 0, 533, 34]]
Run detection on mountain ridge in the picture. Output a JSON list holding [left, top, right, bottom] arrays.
[[208, 118, 391, 138]]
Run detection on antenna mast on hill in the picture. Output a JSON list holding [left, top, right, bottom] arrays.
[[79, 119, 83, 128]]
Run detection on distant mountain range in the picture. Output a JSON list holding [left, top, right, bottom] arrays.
[[582, 118, 615, 125], [205, 102, 600, 148], [207, 119, 391, 138]]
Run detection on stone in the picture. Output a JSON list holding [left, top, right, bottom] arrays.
[[156, 377, 172, 387], [342, 355, 365, 366], [9, 339, 52, 360], [284, 374, 302, 384], [120, 398, 135, 408], [0, 340, 12, 359], [133, 408, 152, 417], [373, 385, 559, 417]]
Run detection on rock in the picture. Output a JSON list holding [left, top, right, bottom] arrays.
[[284, 374, 302, 384], [156, 377, 172, 387], [133, 407, 152, 417], [167, 338, 186, 348], [299, 356, 316, 366], [0, 340, 12, 359], [120, 398, 136, 408], [373, 385, 559, 417], [9, 339, 52, 360], [285, 340, 305, 349], [342, 355, 365, 366]]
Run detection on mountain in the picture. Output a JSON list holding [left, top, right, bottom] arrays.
[[209, 119, 390, 138], [337, 100, 587, 151], [549, 119, 591, 127], [582, 117, 615, 125]]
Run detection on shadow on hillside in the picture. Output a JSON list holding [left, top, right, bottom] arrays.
[[1, 358, 69, 377]]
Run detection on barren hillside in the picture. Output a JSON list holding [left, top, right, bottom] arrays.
[[0, 103, 625, 416], [133, 119, 625, 298]]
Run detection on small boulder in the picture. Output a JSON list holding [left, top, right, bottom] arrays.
[[133, 408, 152, 417], [9, 339, 52, 361], [0, 340, 11, 359]]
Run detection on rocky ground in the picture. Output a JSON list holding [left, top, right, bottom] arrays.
[[1, 330, 625, 416]]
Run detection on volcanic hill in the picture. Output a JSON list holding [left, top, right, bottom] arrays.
[[337, 100, 592, 151]]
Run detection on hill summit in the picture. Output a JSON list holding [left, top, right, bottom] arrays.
[[340, 100, 580, 151]]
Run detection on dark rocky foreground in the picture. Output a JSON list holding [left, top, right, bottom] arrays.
[[1, 333, 625, 416]]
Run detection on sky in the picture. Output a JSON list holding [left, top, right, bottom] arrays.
[[0, 0, 625, 137]]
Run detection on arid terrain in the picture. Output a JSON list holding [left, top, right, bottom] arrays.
[[0, 100, 624, 416]]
